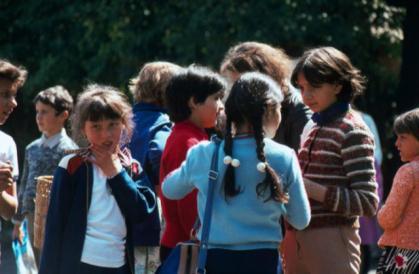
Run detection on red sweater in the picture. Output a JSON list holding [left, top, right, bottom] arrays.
[[159, 120, 208, 248]]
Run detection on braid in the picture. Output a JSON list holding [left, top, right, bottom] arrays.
[[222, 117, 241, 198], [254, 116, 288, 203], [223, 71, 286, 202]]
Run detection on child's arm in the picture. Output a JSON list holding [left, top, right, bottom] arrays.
[[13, 154, 29, 224], [303, 178, 327, 202], [377, 164, 414, 230], [146, 129, 170, 186], [161, 148, 196, 200], [107, 170, 156, 223], [88, 144, 156, 223], [39, 167, 73, 274], [283, 153, 311, 230], [0, 179, 17, 220], [325, 128, 378, 217]]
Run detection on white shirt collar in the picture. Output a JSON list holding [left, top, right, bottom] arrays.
[[40, 128, 68, 148]]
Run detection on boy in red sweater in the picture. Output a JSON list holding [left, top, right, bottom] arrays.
[[159, 65, 226, 262]]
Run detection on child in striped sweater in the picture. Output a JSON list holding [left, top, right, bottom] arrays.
[[282, 47, 379, 274]]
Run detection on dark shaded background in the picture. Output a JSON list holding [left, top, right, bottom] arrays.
[[0, 0, 417, 216]]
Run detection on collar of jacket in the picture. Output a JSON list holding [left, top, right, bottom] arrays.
[[133, 102, 167, 113], [312, 102, 349, 126]]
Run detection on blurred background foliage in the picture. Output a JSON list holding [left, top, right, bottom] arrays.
[[0, 0, 411, 195]]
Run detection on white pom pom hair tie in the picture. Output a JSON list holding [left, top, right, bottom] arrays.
[[257, 162, 267, 172], [231, 158, 240, 168], [223, 156, 240, 168], [223, 156, 232, 165]]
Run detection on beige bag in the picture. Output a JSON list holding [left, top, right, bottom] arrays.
[[34, 175, 53, 251]]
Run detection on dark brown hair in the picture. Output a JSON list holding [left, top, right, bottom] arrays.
[[33, 85, 73, 115], [71, 84, 134, 146], [0, 59, 27, 88], [165, 65, 226, 123], [223, 72, 288, 203], [394, 108, 419, 140], [220, 41, 291, 96], [291, 47, 366, 103]]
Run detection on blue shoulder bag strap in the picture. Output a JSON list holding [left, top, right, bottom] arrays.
[[196, 136, 221, 274]]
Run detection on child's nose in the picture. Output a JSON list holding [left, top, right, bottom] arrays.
[[8, 97, 17, 109], [217, 100, 224, 110]]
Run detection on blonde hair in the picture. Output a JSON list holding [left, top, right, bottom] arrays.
[[0, 59, 28, 88], [220, 42, 292, 96], [71, 84, 134, 147], [129, 61, 182, 106]]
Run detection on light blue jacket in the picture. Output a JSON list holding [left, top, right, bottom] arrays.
[[163, 137, 310, 250]]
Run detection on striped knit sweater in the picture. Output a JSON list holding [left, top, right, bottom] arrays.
[[299, 109, 378, 229]]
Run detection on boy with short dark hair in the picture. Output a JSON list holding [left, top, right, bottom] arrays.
[[13, 85, 77, 263], [159, 65, 226, 262]]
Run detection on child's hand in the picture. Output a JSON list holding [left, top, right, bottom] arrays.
[[303, 177, 327, 202], [12, 223, 24, 245], [87, 144, 122, 178], [0, 161, 14, 192]]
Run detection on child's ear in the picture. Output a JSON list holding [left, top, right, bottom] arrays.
[[334, 84, 343, 95], [188, 97, 197, 110], [60, 110, 69, 121]]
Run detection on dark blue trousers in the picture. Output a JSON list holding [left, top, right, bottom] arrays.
[[206, 248, 278, 274]]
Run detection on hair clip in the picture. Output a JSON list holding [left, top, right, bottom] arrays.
[[257, 162, 267, 172], [223, 156, 240, 168]]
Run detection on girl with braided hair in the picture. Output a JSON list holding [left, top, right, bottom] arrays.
[[162, 72, 310, 274]]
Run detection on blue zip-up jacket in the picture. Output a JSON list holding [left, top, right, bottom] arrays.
[[39, 155, 156, 274], [128, 102, 172, 245]]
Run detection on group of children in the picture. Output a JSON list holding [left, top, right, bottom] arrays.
[[0, 41, 417, 274]]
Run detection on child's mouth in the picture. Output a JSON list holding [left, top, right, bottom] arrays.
[[102, 142, 113, 149]]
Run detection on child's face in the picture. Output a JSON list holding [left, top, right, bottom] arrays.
[[190, 91, 224, 129], [35, 102, 67, 138], [0, 78, 18, 125], [297, 73, 342, 113], [83, 118, 124, 151], [395, 133, 419, 162]]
